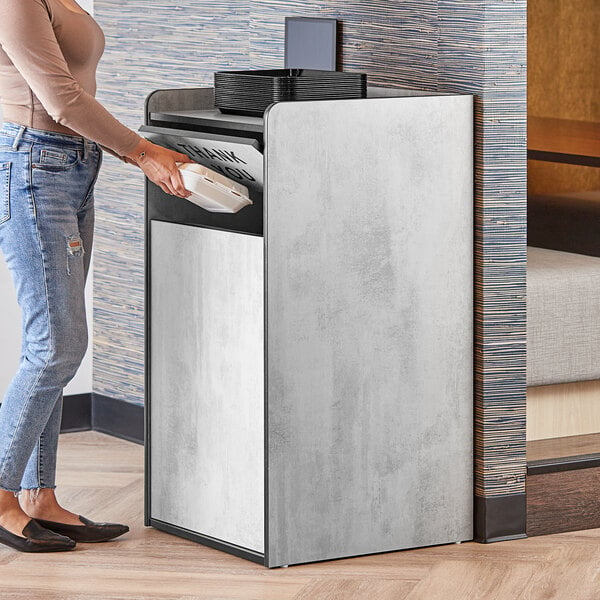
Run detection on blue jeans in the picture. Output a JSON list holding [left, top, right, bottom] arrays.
[[0, 122, 101, 493]]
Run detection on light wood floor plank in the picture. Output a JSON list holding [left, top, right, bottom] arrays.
[[406, 556, 600, 600], [1, 566, 307, 599], [405, 560, 540, 600], [292, 577, 416, 599], [0, 432, 598, 599]]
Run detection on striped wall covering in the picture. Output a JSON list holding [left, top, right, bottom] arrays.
[[93, 1, 527, 503], [249, 0, 439, 88], [473, 2, 527, 500], [437, 1, 528, 499], [93, 2, 251, 404]]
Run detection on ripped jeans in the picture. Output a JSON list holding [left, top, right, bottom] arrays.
[[0, 122, 101, 493]]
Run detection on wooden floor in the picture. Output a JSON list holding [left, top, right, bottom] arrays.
[[1, 432, 600, 599]]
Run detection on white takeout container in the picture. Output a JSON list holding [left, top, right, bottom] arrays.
[[177, 162, 252, 214]]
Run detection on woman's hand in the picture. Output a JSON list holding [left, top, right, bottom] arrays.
[[126, 138, 193, 198]]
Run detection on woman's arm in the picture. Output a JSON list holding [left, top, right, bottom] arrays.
[[0, 0, 192, 198], [0, 0, 139, 156]]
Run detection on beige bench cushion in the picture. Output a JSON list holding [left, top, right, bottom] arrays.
[[527, 246, 600, 386]]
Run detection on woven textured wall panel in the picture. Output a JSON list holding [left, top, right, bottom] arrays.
[[93, 0, 526, 498]]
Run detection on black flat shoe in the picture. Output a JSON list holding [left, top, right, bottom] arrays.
[[34, 515, 129, 543], [0, 519, 76, 552]]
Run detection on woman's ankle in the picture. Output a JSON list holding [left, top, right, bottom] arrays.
[[0, 489, 22, 513], [18, 489, 81, 524], [0, 496, 32, 536], [18, 488, 58, 514]]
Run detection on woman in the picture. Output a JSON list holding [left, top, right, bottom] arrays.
[[0, 0, 192, 552]]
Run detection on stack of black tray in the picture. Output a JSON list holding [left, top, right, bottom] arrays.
[[214, 69, 367, 117]]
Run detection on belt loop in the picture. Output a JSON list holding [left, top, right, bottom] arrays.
[[82, 139, 88, 161], [11, 126, 25, 151]]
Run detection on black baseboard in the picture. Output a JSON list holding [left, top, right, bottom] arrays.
[[92, 393, 144, 445], [61, 393, 92, 433], [61, 393, 144, 445], [474, 493, 528, 543]]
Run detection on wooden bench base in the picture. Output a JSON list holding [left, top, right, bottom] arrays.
[[527, 465, 600, 536]]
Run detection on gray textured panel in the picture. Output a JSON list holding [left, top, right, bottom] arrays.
[[265, 96, 473, 566], [150, 221, 264, 553], [527, 247, 600, 386], [145, 88, 215, 118]]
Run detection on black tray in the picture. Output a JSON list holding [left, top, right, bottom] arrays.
[[214, 69, 367, 117]]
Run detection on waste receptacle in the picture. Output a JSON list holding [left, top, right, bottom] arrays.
[[143, 85, 474, 567]]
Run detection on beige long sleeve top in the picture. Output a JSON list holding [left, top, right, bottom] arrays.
[[0, 0, 141, 157]]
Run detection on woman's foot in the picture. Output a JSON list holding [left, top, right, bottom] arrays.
[[33, 515, 129, 543], [0, 519, 76, 552], [20, 488, 128, 542], [0, 490, 75, 552]]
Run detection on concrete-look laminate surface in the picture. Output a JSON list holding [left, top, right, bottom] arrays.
[[150, 222, 264, 553], [264, 95, 474, 566]]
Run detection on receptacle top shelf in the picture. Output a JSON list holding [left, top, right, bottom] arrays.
[[150, 109, 264, 133]]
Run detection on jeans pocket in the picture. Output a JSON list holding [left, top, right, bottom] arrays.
[[0, 161, 11, 224], [32, 146, 81, 172]]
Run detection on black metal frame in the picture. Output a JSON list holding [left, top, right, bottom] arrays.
[[149, 518, 265, 564]]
